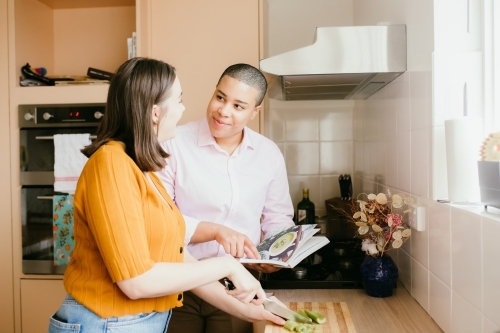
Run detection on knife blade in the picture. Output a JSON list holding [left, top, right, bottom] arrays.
[[222, 278, 312, 323]]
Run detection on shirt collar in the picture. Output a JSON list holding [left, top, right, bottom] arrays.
[[197, 118, 255, 153]]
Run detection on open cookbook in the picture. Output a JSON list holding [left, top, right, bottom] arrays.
[[239, 224, 330, 268]]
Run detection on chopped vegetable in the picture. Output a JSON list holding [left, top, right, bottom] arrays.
[[296, 310, 308, 318], [292, 312, 313, 324], [304, 309, 326, 324], [295, 323, 315, 332], [284, 320, 298, 331]]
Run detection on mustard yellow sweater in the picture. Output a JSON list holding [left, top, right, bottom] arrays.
[[64, 141, 185, 318]]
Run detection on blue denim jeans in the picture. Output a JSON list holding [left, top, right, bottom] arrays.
[[48, 295, 172, 333]]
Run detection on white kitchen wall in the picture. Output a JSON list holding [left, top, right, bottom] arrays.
[[352, 1, 500, 333], [264, 0, 355, 216]]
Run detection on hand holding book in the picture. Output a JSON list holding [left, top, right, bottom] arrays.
[[240, 224, 330, 268]]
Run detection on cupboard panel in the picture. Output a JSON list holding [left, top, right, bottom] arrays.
[[20, 279, 66, 333]]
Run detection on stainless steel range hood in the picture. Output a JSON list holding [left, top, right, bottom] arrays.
[[260, 24, 407, 101]]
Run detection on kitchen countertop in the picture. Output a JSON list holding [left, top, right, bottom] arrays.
[[253, 282, 443, 333]]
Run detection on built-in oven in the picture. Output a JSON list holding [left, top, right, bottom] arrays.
[[19, 103, 105, 274]]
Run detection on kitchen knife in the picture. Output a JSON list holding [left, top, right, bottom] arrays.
[[222, 278, 312, 323]]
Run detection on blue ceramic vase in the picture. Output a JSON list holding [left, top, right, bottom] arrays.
[[360, 254, 398, 297]]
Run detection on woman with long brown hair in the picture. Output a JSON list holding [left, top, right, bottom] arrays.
[[47, 57, 285, 333]]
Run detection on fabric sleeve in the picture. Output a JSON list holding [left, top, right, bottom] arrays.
[[260, 146, 295, 238], [82, 150, 155, 282], [157, 140, 176, 198], [157, 139, 201, 244]]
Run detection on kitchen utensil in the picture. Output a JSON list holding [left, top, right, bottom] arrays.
[[291, 266, 307, 279], [339, 174, 353, 201], [222, 278, 312, 323], [262, 302, 356, 333]]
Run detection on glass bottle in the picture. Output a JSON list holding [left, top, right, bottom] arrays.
[[297, 188, 315, 224]]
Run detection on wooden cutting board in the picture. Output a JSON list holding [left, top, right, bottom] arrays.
[[263, 302, 356, 333]]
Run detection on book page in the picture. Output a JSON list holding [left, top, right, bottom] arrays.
[[240, 224, 319, 266]]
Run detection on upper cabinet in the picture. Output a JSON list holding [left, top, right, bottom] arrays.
[[148, 0, 261, 129], [14, 0, 136, 79], [9, 0, 140, 104]]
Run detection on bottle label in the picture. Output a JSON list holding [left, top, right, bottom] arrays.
[[297, 209, 306, 223]]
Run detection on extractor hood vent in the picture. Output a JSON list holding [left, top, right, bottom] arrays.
[[260, 24, 407, 101]]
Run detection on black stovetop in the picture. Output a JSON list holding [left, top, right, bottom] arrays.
[[259, 238, 365, 289]]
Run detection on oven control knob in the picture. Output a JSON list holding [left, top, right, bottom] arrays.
[[43, 112, 53, 120], [94, 111, 103, 120], [24, 113, 34, 121]]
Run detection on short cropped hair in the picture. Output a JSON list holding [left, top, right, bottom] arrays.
[[217, 63, 267, 106], [81, 57, 176, 171]]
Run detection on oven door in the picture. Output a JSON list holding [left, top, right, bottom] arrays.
[[20, 127, 96, 185], [22, 186, 66, 274]]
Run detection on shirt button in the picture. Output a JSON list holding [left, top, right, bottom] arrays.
[[177, 293, 182, 301], [180, 247, 183, 253]]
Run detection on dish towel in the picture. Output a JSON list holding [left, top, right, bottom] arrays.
[[53, 194, 75, 266], [53, 133, 91, 195]]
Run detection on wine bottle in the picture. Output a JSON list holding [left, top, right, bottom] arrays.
[[297, 188, 315, 225]]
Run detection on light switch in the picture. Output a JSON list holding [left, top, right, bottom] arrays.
[[409, 205, 426, 231]]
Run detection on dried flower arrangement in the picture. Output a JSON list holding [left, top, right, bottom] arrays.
[[333, 190, 414, 257]]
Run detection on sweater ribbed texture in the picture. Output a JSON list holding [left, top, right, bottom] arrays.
[[63, 141, 185, 318]]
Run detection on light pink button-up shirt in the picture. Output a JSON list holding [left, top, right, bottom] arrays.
[[157, 118, 295, 259]]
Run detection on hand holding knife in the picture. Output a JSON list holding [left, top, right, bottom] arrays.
[[223, 278, 312, 323]]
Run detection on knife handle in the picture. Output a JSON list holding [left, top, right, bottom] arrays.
[[223, 278, 259, 300]]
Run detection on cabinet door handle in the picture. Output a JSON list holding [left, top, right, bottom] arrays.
[[35, 135, 97, 140], [36, 196, 54, 200]]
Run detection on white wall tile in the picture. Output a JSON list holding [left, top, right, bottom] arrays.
[[411, 206, 429, 268], [412, 258, 429, 312], [451, 291, 483, 333], [318, 109, 353, 141], [398, 248, 412, 292], [385, 139, 398, 188], [410, 128, 430, 197], [397, 131, 411, 192], [268, 108, 286, 142], [385, 72, 410, 133], [482, 216, 500, 328], [353, 101, 365, 140], [276, 142, 285, 159], [285, 142, 319, 175], [451, 208, 483, 311], [285, 110, 319, 142], [483, 316, 500, 333], [429, 272, 452, 333], [401, 221, 411, 254], [288, 176, 321, 215], [432, 126, 448, 200], [319, 175, 340, 214], [320, 142, 353, 175], [410, 69, 431, 130], [354, 141, 364, 175], [363, 88, 387, 140], [429, 201, 452, 286]]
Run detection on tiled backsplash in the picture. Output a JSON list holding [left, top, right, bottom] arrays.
[[266, 100, 354, 217]]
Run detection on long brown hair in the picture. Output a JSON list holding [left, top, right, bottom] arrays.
[[82, 58, 176, 171]]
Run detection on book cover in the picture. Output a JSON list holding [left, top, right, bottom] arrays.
[[240, 224, 330, 268]]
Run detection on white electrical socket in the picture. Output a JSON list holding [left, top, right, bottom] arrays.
[[409, 205, 426, 231]]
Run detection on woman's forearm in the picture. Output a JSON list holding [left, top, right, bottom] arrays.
[[116, 252, 234, 299]]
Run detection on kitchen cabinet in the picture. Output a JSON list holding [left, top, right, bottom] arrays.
[[0, 0, 15, 332], [20, 279, 66, 333], [148, 0, 261, 131], [5, 1, 264, 332]]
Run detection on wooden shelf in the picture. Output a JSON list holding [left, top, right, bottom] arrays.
[[38, 0, 135, 9], [11, 85, 109, 106], [13, 0, 136, 87]]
